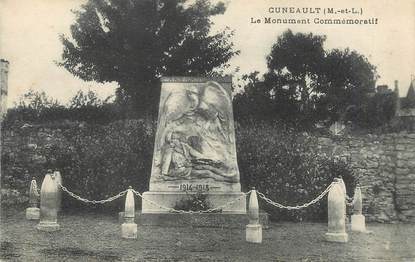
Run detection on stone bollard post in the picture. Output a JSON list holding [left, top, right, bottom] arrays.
[[36, 173, 60, 231], [26, 177, 40, 220], [338, 177, 350, 225], [246, 188, 262, 243], [338, 177, 347, 197], [351, 186, 366, 232], [121, 187, 137, 239], [325, 181, 348, 243], [53, 171, 62, 212]]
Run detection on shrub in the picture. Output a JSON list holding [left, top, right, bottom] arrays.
[[1, 188, 29, 206], [2, 90, 124, 127], [1, 120, 155, 211], [2, 117, 355, 220], [236, 121, 356, 222], [173, 191, 216, 212], [347, 91, 397, 130], [54, 120, 155, 211]]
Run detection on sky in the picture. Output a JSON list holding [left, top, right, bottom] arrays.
[[1, 0, 414, 108]]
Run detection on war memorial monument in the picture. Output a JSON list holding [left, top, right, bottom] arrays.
[[142, 76, 246, 214]]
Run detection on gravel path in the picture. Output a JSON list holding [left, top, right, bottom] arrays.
[[1, 209, 414, 261]]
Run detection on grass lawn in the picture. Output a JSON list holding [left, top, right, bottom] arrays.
[[1, 209, 414, 261]]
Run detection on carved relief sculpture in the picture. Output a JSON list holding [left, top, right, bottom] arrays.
[[149, 77, 241, 192]]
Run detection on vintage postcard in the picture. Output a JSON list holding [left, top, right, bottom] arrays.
[[1, 0, 414, 261]]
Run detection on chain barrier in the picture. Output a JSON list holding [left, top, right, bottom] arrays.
[[257, 182, 335, 210], [55, 179, 355, 211], [57, 181, 250, 212], [57, 182, 128, 204], [131, 189, 251, 214]]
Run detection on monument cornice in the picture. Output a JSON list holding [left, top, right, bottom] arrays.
[[160, 76, 232, 83]]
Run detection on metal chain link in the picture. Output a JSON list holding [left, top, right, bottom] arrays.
[[55, 181, 249, 210], [132, 189, 251, 214], [54, 179, 346, 211], [257, 182, 335, 210], [57, 182, 127, 204]]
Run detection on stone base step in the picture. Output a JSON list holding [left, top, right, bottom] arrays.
[[118, 211, 269, 229]]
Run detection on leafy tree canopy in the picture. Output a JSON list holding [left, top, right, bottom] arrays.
[[235, 29, 378, 129], [59, 0, 239, 116]]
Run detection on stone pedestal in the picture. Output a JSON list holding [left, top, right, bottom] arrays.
[[246, 224, 262, 243], [351, 214, 366, 232], [37, 174, 60, 232], [141, 191, 246, 214], [129, 212, 269, 228], [121, 188, 137, 239], [351, 186, 366, 232], [325, 232, 348, 243], [27, 178, 40, 220], [121, 223, 138, 239], [36, 221, 60, 232], [26, 207, 40, 220], [325, 181, 348, 243], [246, 189, 262, 243]]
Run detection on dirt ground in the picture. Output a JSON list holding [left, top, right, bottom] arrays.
[[1, 209, 414, 261]]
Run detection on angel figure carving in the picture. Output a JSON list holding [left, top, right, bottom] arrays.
[[157, 81, 238, 183]]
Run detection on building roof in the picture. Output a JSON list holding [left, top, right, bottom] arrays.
[[407, 81, 415, 99], [397, 80, 415, 115]]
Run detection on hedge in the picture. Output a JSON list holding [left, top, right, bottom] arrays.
[[1, 120, 355, 220]]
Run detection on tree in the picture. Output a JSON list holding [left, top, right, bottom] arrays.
[[318, 48, 377, 123], [350, 91, 396, 129], [69, 90, 112, 108], [234, 29, 378, 128], [264, 30, 327, 127], [15, 90, 61, 112], [59, 0, 239, 116], [233, 72, 275, 123]]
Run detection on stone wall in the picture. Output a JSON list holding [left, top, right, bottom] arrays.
[[1, 124, 71, 206], [1, 122, 414, 222], [318, 133, 415, 222], [0, 120, 155, 208], [1, 124, 70, 174]]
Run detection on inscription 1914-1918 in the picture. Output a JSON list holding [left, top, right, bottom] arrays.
[[179, 184, 210, 191]]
